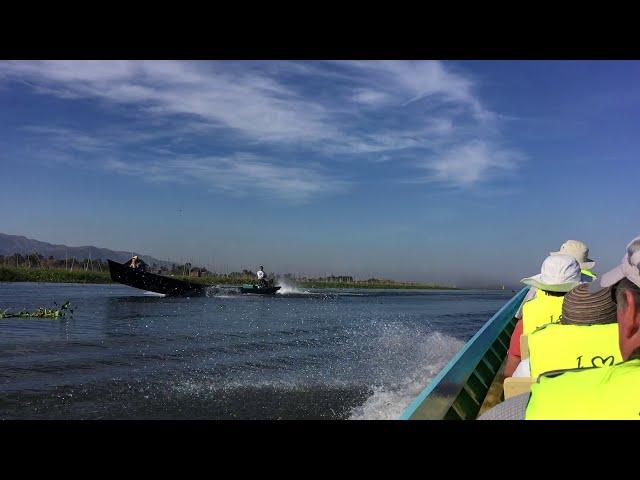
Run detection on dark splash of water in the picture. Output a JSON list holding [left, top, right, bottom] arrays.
[[1, 380, 372, 420]]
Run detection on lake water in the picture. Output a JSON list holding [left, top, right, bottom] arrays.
[[0, 282, 514, 419]]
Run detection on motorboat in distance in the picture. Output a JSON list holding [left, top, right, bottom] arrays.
[[108, 259, 206, 296], [108, 260, 282, 296]]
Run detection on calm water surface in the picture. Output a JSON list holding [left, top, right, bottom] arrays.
[[0, 282, 514, 419]]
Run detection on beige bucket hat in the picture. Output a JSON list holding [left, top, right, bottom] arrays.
[[550, 240, 595, 270]]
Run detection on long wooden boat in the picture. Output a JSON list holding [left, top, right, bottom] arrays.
[[399, 287, 529, 420], [107, 259, 206, 296]]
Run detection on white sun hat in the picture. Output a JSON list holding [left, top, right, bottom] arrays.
[[550, 239, 595, 270], [521, 254, 584, 292], [600, 235, 640, 288]]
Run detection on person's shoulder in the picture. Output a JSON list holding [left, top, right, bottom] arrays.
[[519, 289, 537, 309]]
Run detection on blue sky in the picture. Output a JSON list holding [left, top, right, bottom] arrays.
[[0, 60, 638, 286]]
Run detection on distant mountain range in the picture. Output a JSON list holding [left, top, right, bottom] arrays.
[[0, 233, 172, 267]]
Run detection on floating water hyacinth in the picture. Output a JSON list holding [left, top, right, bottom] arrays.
[[0, 300, 73, 319]]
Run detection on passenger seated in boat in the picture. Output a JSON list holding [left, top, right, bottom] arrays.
[[512, 239, 598, 325], [550, 239, 597, 280], [512, 282, 621, 379], [256, 265, 267, 286], [479, 235, 640, 420], [124, 255, 147, 272], [503, 255, 583, 377]]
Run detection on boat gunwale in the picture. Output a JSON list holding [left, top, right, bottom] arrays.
[[399, 287, 529, 420]]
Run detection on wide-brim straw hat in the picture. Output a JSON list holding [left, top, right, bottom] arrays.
[[550, 239, 595, 270], [561, 283, 617, 325], [521, 254, 583, 292]]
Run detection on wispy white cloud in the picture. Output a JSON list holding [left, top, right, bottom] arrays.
[[332, 60, 492, 120], [352, 88, 395, 107], [17, 124, 345, 201], [1, 61, 337, 143], [0, 60, 522, 191], [21, 125, 114, 154], [419, 141, 523, 187], [0, 60, 487, 145], [105, 154, 347, 202]]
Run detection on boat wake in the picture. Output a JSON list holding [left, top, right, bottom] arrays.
[[203, 282, 316, 298], [204, 286, 242, 297], [348, 329, 464, 420], [165, 323, 465, 420], [276, 278, 311, 295]]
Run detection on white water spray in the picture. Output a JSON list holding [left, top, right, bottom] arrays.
[[349, 330, 464, 420], [275, 277, 310, 295], [143, 291, 166, 297]]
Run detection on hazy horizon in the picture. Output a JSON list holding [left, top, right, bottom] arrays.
[[1, 61, 638, 287], [0, 230, 504, 288]]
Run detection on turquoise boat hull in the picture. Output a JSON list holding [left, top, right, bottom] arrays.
[[400, 287, 529, 420]]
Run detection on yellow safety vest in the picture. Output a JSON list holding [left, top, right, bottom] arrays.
[[522, 290, 565, 335], [525, 358, 640, 419], [581, 269, 597, 280], [527, 322, 622, 377]]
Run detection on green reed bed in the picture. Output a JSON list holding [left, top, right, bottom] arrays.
[[0, 266, 111, 284], [0, 300, 73, 319]]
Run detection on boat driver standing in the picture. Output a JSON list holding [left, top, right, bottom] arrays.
[[257, 266, 267, 286]]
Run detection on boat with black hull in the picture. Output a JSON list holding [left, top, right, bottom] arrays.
[[108, 259, 206, 296], [108, 260, 282, 296]]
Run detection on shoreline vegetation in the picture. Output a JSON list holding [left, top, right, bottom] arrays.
[[0, 266, 457, 290], [0, 253, 457, 289]]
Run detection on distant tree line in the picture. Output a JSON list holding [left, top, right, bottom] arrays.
[[0, 252, 455, 288], [0, 253, 111, 272], [0, 252, 260, 282]]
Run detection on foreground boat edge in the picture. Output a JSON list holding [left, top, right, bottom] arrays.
[[399, 287, 529, 420]]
